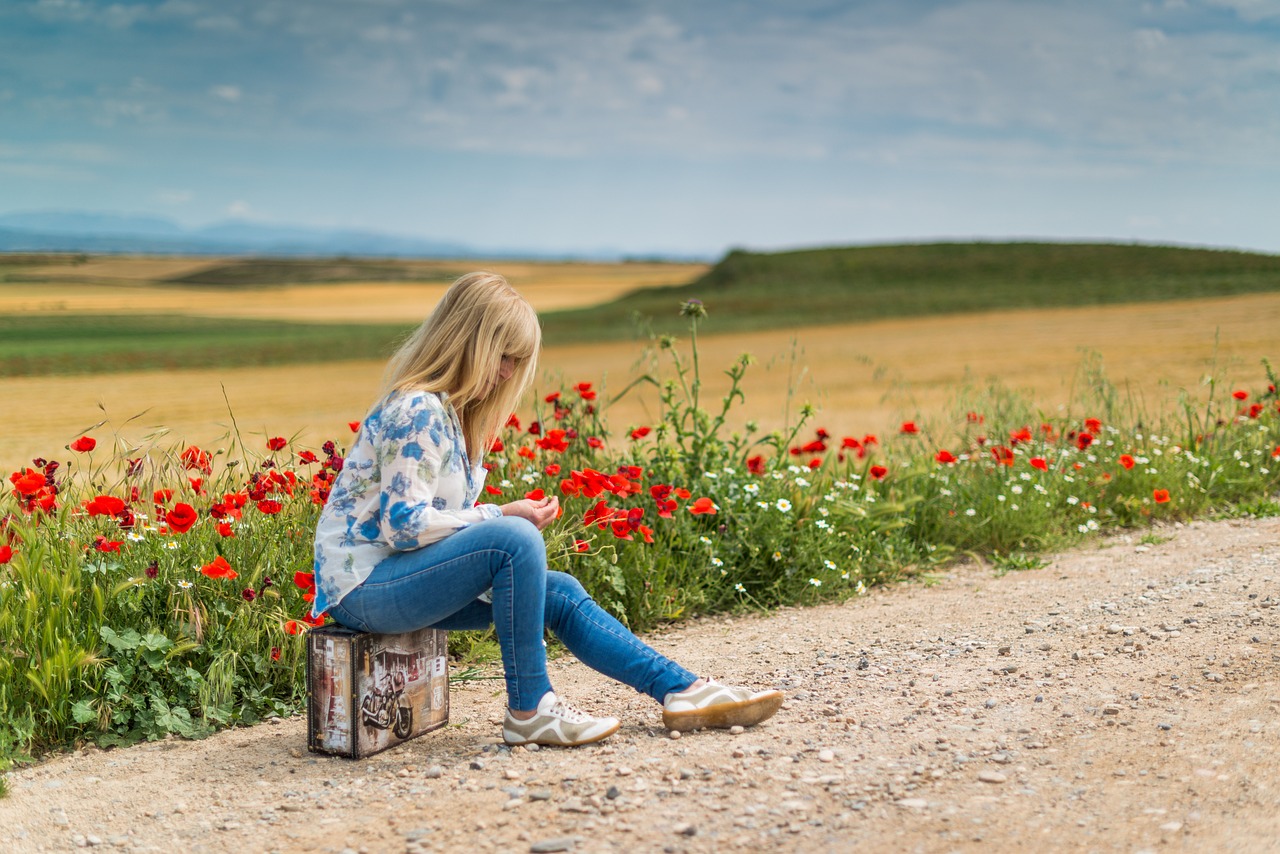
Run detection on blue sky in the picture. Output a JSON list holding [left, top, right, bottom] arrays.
[[2, 0, 1278, 256]]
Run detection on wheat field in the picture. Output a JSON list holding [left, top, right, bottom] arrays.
[[4, 285, 1277, 470], [0, 258, 705, 323]]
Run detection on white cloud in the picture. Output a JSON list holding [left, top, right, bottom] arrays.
[[227, 200, 254, 217], [156, 189, 194, 204], [1207, 0, 1280, 21], [210, 85, 242, 102]]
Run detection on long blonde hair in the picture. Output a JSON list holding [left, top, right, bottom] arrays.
[[383, 272, 540, 457]]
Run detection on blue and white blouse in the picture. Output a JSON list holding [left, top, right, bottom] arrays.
[[311, 389, 501, 616]]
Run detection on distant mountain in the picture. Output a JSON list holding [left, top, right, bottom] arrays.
[[0, 211, 705, 261]]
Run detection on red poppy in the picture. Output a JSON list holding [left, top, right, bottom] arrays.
[[0, 545, 13, 564], [70, 436, 97, 452], [293, 571, 316, 592], [1118, 454, 1135, 470], [490, 439, 505, 453], [92, 535, 123, 553], [536, 429, 569, 452], [12, 468, 46, 495], [200, 555, 238, 580], [1029, 457, 1049, 472], [216, 522, 235, 538], [1084, 418, 1102, 433], [587, 436, 604, 449], [1247, 403, 1263, 419], [582, 500, 614, 528], [84, 495, 126, 517], [544, 392, 561, 404], [1232, 390, 1248, 401], [297, 450, 318, 464], [242, 588, 257, 602], [689, 497, 717, 515], [800, 440, 826, 454], [966, 411, 984, 424], [153, 489, 173, 505], [485, 485, 503, 495], [990, 446, 1014, 467], [348, 421, 361, 432], [1272, 445, 1280, 459], [1076, 432, 1094, 451], [267, 437, 288, 451], [256, 499, 283, 515], [807, 458, 822, 470], [1152, 489, 1171, 504], [179, 446, 213, 474], [1009, 427, 1032, 445], [506, 413, 521, 429], [935, 450, 957, 465], [527, 421, 541, 436], [284, 620, 303, 635], [746, 455, 766, 474], [270, 647, 282, 661], [630, 426, 651, 440], [575, 382, 597, 401], [544, 463, 561, 476], [869, 465, 888, 480], [525, 488, 545, 501], [900, 421, 919, 435], [301, 612, 327, 627], [574, 539, 590, 553], [165, 503, 199, 533]]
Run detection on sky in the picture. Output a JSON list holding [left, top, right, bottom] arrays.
[[2, 0, 1279, 257]]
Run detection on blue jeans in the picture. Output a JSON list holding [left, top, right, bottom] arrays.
[[327, 516, 698, 712]]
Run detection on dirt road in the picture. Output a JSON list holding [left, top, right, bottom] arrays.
[[3, 515, 1279, 853]]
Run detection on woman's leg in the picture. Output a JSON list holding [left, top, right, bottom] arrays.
[[327, 516, 553, 712], [542, 571, 698, 702]]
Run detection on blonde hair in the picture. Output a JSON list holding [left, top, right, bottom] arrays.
[[383, 272, 541, 457]]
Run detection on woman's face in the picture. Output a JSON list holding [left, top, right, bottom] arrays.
[[484, 355, 517, 397]]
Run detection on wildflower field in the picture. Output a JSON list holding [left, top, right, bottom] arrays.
[[2, 297, 1278, 765]]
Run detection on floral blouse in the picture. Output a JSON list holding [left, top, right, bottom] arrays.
[[311, 389, 500, 616]]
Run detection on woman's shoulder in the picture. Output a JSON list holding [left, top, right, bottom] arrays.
[[373, 389, 452, 441], [378, 388, 448, 417]]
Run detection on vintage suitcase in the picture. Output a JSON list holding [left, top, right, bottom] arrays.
[[306, 624, 450, 758]]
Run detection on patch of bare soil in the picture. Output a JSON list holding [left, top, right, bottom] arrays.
[[3, 516, 1279, 853]]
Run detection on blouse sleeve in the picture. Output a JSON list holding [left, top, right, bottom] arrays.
[[375, 395, 502, 551]]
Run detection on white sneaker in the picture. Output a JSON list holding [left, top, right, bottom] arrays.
[[662, 680, 785, 732], [503, 691, 620, 747]]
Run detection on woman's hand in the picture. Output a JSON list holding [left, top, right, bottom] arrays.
[[500, 496, 560, 531]]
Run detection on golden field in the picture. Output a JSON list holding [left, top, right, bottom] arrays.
[[0, 257, 706, 322], [2, 265, 1278, 470]]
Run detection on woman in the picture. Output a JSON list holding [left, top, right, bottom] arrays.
[[312, 272, 782, 747]]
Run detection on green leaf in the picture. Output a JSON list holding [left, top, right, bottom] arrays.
[[99, 626, 141, 652], [71, 699, 97, 724]]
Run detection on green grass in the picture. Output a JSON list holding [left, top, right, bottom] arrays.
[[0, 314, 413, 377], [538, 241, 1280, 343]]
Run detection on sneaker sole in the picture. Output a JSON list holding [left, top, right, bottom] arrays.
[[503, 718, 621, 747], [662, 690, 785, 732]]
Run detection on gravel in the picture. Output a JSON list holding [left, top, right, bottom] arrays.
[[1, 516, 1278, 853]]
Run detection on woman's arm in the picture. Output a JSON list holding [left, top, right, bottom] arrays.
[[376, 394, 501, 551]]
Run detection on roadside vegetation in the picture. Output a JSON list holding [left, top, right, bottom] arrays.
[[2, 297, 1277, 764]]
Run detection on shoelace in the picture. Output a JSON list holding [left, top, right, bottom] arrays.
[[548, 698, 594, 723]]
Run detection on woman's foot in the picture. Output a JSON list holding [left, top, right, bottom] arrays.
[[662, 680, 785, 732], [503, 692, 620, 747]]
